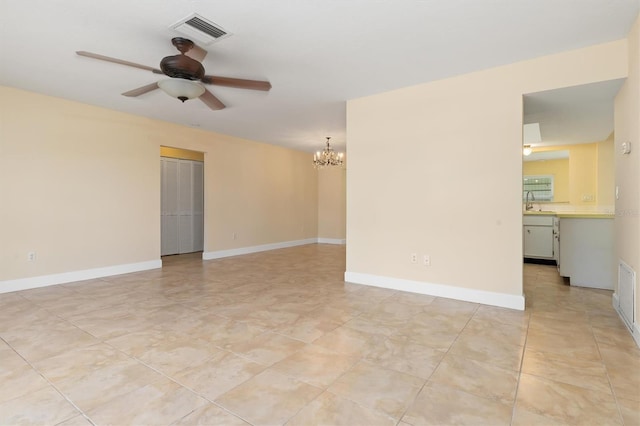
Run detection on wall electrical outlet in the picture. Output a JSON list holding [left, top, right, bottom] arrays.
[[233, 232, 238, 240], [27, 251, 36, 262], [410, 253, 418, 263], [423, 255, 431, 266]]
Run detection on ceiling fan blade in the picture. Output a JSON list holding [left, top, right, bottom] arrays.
[[76, 51, 163, 74], [185, 44, 208, 62], [201, 75, 272, 91], [199, 89, 226, 110], [122, 82, 160, 97]]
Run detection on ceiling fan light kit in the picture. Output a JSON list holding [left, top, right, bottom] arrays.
[[76, 37, 271, 111], [157, 79, 205, 102]]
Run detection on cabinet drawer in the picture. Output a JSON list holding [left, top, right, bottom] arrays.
[[523, 215, 554, 226]]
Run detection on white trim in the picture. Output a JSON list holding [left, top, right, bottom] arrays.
[[613, 293, 640, 348], [317, 238, 346, 245], [0, 260, 162, 294], [344, 271, 525, 310], [202, 238, 318, 260]]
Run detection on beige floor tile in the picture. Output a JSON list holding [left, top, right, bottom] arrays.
[[287, 391, 396, 426], [273, 312, 345, 343], [271, 344, 358, 388], [515, 373, 621, 425], [386, 291, 436, 307], [427, 297, 479, 318], [173, 403, 250, 425], [53, 357, 165, 412], [65, 309, 145, 340], [135, 335, 219, 375], [617, 397, 640, 426], [0, 344, 36, 373], [429, 354, 519, 403], [0, 386, 80, 426], [33, 342, 132, 382], [360, 299, 429, 322], [55, 414, 94, 425], [4, 326, 101, 363], [606, 366, 640, 403], [328, 361, 425, 420], [462, 316, 528, 346], [512, 405, 569, 425], [592, 325, 639, 350], [397, 314, 467, 351], [226, 331, 306, 366], [214, 369, 323, 425], [104, 328, 178, 356], [524, 326, 601, 362], [313, 325, 386, 356], [86, 378, 208, 425], [599, 346, 640, 402], [172, 350, 266, 400], [521, 348, 611, 393], [188, 317, 266, 347], [363, 336, 445, 379], [472, 304, 530, 327], [0, 362, 51, 404], [1, 247, 637, 425], [342, 315, 400, 336], [448, 328, 524, 371], [402, 382, 512, 426]]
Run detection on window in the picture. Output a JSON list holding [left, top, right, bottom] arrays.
[[523, 175, 554, 201]]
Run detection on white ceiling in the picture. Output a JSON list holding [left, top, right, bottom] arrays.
[[1, 1, 638, 153], [524, 79, 626, 147]]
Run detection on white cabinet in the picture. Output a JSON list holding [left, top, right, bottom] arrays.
[[523, 215, 554, 260], [558, 218, 614, 289]]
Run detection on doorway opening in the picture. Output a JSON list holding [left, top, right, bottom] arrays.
[[160, 146, 205, 257]]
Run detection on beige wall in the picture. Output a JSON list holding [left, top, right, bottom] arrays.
[[597, 135, 615, 206], [346, 39, 628, 306], [530, 140, 615, 207], [317, 166, 347, 240], [0, 86, 318, 284], [614, 16, 640, 331]]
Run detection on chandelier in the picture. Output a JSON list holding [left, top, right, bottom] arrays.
[[313, 137, 344, 168]]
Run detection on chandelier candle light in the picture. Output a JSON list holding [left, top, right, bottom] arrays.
[[313, 137, 344, 168]]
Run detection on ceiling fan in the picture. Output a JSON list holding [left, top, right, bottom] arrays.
[[76, 37, 272, 110]]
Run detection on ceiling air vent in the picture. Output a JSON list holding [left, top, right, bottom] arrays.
[[170, 13, 231, 45]]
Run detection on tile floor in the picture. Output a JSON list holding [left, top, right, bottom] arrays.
[[1, 244, 639, 425]]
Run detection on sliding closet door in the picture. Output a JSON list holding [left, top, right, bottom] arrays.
[[161, 158, 179, 256], [161, 157, 204, 256], [192, 161, 204, 252]]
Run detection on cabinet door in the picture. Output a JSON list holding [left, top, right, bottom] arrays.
[[524, 226, 554, 258]]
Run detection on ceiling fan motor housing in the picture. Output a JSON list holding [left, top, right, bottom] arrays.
[[160, 54, 205, 80]]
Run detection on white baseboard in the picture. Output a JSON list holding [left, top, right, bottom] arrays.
[[202, 238, 318, 260], [612, 293, 640, 348], [317, 238, 346, 245], [344, 271, 525, 310], [0, 260, 162, 294]]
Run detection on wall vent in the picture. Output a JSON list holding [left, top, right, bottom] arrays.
[[170, 13, 231, 45], [618, 259, 636, 331]]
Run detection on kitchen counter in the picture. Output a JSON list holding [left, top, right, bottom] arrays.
[[524, 211, 614, 219]]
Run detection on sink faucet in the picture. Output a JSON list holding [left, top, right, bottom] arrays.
[[525, 191, 535, 211]]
